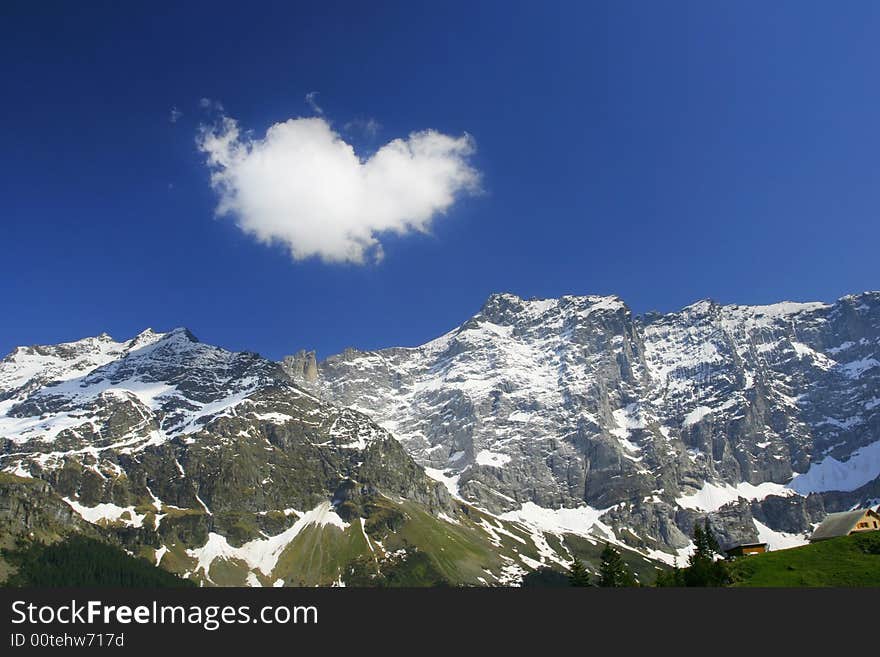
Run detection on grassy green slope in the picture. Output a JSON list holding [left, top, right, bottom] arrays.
[[149, 494, 668, 587], [343, 498, 665, 586], [562, 534, 663, 584], [728, 532, 880, 587]]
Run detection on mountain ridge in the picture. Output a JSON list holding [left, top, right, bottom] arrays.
[[283, 289, 880, 558], [2, 288, 879, 586], [0, 324, 660, 586]]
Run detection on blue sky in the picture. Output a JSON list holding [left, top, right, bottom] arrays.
[[2, 1, 879, 360]]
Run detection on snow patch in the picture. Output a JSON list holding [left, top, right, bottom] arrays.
[[789, 439, 880, 494], [475, 450, 511, 468], [424, 467, 463, 499], [499, 502, 607, 537], [676, 480, 794, 512], [63, 498, 147, 528], [682, 406, 713, 427], [839, 356, 880, 379], [753, 519, 808, 551], [186, 501, 350, 580]]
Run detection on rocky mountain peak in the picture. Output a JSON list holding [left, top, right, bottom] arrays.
[[476, 292, 628, 328], [166, 326, 199, 342], [678, 298, 717, 316], [126, 327, 197, 350], [284, 289, 880, 557], [476, 292, 535, 325]]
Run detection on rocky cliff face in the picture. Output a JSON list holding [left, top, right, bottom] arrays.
[[281, 350, 318, 383], [283, 291, 880, 554], [2, 328, 646, 586]]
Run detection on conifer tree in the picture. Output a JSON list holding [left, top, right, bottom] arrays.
[[598, 542, 636, 587], [703, 518, 721, 555], [691, 522, 707, 559], [568, 555, 592, 587], [685, 519, 729, 587]]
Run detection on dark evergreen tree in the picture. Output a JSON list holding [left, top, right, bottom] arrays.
[[657, 522, 730, 587], [703, 519, 721, 555], [684, 520, 729, 587], [691, 522, 707, 558], [598, 543, 636, 587], [568, 555, 592, 587]]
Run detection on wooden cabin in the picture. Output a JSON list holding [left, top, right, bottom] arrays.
[[809, 509, 880, 542], [724, 542, 767, 557]]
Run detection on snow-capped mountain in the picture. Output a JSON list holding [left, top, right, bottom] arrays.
[[284, 291, 880, 555], [1, 327, 658, 586], [3, 290, 878, 586]]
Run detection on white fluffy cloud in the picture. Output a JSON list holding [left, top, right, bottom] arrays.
[[196, 114, 480, 264]]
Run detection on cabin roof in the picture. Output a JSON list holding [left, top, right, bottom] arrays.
[[810, 509, 878, 541]]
